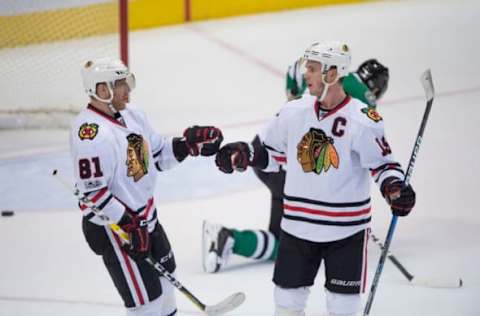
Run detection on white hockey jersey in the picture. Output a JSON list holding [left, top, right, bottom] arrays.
[[70, 104, 180, 232], [262, 94, 404, 242]]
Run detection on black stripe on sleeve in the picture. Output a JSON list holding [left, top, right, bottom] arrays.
[[153, 148, 163, 158], [370, 162, 401, 173], [147, 209, 158, 224], [83, 187, 108, 197], [84, 211, 95, 221], [283, 214, 371, 227], [264, 144, 285, 155], [97, 194, 113, 210], [374, 167, 405, 183]]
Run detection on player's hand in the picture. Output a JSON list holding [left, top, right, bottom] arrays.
[[215, 142, 251, 173], [183, 126, 223, 156], [381, 177, 416, 216], [118, 212, 150, 261]]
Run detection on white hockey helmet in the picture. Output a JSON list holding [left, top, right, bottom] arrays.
[[303, 41, 351, 78], [81, 57, 135, 102]]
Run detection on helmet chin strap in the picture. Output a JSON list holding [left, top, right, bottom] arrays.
[[99, 82, 126, 125], [318, 82, 329, 102], [318, 72, 339, 102], [90, 82, 125, 124], [107, 102, 118, 115]]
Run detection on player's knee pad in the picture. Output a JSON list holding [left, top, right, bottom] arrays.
[[325, 288, 361, 316], [160, 274, 177, 316], [274, 286, 309, 315]]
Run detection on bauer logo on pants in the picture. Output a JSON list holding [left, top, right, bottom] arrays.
[[297, 127, 339, 175], [330, 279, 361, 287]]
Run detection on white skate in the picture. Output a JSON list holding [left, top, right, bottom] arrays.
[[202, 221, 234, 273]]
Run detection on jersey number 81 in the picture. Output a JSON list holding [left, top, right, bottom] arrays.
[[79, 157, 103, 179]]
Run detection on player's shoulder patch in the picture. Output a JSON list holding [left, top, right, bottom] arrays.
[[78, 122, 99, 140], [360, 106, 382, 123]]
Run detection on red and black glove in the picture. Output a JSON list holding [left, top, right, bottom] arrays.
[[215, 142, 252, 173], [118, 212, 150, 261], [381, 177, 416, 216], [183, 125, 223, 157]]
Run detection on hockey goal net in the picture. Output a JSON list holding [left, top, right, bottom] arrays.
[[0, 0, 128, 129]]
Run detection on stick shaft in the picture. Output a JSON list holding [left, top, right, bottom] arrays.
[[364, 70, 434, 315], [370, 234, 414, 281]]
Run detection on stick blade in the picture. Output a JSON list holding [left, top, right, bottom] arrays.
[[420, 69, 435, 101], [410, 276, 463, 289], [204, 292, 245, 316]]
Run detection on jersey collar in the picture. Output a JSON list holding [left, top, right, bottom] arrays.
[[314, 95, 351, 121], [87, 104, 126, 127]]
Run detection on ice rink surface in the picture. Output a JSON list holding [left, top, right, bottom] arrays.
[[1, 0, 479, 315]]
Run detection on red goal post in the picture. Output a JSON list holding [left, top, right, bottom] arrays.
[[0, 0, 129, 129], [120, 0, 129, 66]]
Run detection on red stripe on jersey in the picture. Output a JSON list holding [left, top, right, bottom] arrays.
[[79, 188, 108, 211], [112, 233, 145, 305], [143, 197, 154, 218], [273, 156, 287, 163], [91, 187, 108, 203], [284, 203, 371, 217]]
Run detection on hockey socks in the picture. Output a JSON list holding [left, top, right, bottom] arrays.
[[232, 229, 278, 260]]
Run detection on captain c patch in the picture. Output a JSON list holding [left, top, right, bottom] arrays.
[[78, 123, 99, 140]]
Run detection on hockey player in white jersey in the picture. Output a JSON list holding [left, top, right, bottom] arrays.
[[202, 57, 390, 274], [70, 58, 223, 316], [214, 41, 415, 316]]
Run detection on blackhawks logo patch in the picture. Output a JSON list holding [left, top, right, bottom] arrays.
[[78, 123, 99, 140], [361, 107, 382, 122], [126, 133, 149, 182], [297, 128, 339, 175]]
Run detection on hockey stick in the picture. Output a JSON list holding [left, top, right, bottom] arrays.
[[52, 170, 245, 316], [370, 233, 462, 288], [364, 69, 435, 316]]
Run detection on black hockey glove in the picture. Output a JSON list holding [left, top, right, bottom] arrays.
[[381, 176, 416, 216], [118, 212, 150, 261], [183, 125, 223, 157], [215, 142, 252, 173]]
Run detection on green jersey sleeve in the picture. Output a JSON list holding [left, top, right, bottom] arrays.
[[342, 73, 377, 107]]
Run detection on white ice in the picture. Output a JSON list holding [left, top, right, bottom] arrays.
[[1, 0, 479, 315]]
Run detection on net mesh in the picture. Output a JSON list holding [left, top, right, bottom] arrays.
[[0, 0, 121, 129]]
